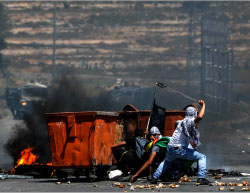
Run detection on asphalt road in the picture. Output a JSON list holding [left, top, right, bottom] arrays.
[[1, 175, 250, 192]]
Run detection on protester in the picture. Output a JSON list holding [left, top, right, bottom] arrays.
[[151, 100, 211, 185], [130, 126, 170, 183], [111, 119, 149, 179]]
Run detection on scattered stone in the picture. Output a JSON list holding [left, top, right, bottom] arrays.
[[130, 186, 135, 191], [67, 181, 71, 184], [183, 175, 191, 182], [158, 183, 166, 188], [217, 182, 227, 186], [229, 182, 238, 186], [55, 182, 61, 185], [219, 186, 225, 191], [241, 187, 250, 191], [113, 182, 121, 187], [242, 181, 249, 186], [169, 184, 179, 188]]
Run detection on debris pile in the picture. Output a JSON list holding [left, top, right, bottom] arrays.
[[112, 182, 168, 190], [169, 183, 180, 188], [179, 175, 192, 183], [210, 180, 250, 191], [241, 187, 250, 191]]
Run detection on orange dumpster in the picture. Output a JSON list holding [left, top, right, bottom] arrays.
[[45, 105, 186, 181]]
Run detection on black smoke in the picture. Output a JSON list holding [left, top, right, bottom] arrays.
[[4, 74, 128, 164]]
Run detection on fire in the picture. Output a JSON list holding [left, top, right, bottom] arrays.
[[16, 147, 38, 166], [11, 147, 52, 174]]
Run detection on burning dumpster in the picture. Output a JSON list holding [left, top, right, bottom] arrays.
[[45, 105, 186, 181]]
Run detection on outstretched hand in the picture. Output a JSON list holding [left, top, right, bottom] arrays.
[[130, 175, 138, 183]]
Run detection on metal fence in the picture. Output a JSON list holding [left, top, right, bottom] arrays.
[[200, 17, 233, 118]]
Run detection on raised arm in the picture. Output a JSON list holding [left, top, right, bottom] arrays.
[[195, 100, 205, 123]]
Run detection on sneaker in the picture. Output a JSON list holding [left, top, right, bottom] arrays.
[[150, 178, 158, 184], [197, 178, 211, 185]]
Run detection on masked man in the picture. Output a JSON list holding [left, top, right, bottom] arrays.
[[151, 100, 211, 185]]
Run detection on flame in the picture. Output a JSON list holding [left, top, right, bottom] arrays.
[[16, 147, 38, 166], [11, 147, 53, 175]]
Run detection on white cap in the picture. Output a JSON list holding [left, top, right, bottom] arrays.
[[150, 126, 161, 135]]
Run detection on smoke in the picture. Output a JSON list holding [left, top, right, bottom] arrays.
[[3, 73, 200, 166], [4, 73, 250, 170], [4, 74, 127, 165]]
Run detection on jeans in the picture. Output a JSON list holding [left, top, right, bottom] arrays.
[[153, 146, 206, 179]]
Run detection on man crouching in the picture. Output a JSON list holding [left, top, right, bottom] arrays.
[[151, 100, 211, 185]]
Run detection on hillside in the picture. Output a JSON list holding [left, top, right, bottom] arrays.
[[1, 2, 250, 76]]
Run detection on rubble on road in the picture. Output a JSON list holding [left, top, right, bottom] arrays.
[[219, 186, 225, 191], [210, 181, 227, 186], [158, 183, 166, 188], [120, 184, 126, 188], [110, 178, 250, 191], [169, 183, 179, 188], [241, 187, 250, 191], [130, 186, 135, 191], [242, 181, 249, 186], [112, 182, 169, 190], [229, 182, 238, 186], [113, 182, 121, 187], [179, 175, 192, 183]]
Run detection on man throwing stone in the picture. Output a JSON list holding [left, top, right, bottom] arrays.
[[151, 100, 211, 185]]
